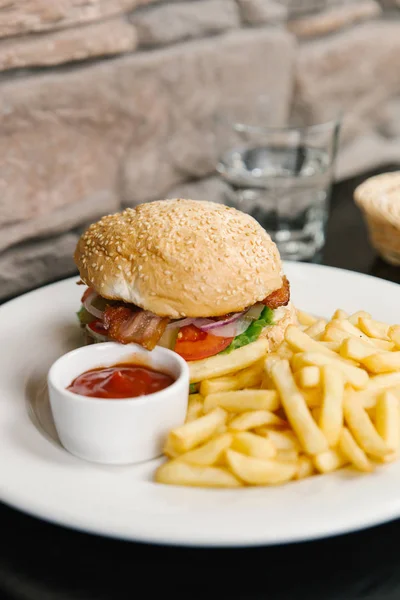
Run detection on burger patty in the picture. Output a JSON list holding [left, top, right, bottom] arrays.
[[262, 276, 290, 310]]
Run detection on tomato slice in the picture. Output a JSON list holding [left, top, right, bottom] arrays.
[[174, 325, 233, 361], [87, 319, 108, 336], [81, 287, 93, 303]]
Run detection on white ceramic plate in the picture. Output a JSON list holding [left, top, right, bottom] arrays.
[[1, 262, 400, 548]]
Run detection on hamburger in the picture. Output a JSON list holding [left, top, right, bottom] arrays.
[[74, 199, 296, 365]]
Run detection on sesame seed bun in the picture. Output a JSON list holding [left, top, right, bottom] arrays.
[[74, 199, 284, 319]]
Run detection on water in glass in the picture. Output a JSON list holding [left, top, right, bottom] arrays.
[[217, 144, 333, 261]]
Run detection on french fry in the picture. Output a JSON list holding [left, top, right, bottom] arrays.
[[215, 424, 228, 435], [375, 452, 399, 464], [199, 362, 263, 396], [285, 326, 357, 366], [163, 436, 181, 459], [285, 326, 346, 361], [276, 449, 298, 462], [313, 449, 347, 473], [185, 394, 204, 423], [296, 455, 315, 479], [362, 352, 400, 374], [302, 389, 322, 408], [375, 391, 400, 454], [338, 428, 373, 472], [203, 389, 279, 414], [332, 309, 349, 320], [343, 396, 391, 458], [177, 433, 233, 466], [189, 338, 269, 383], [291, 352, 368, 389], [320, 341, 342, 352], [367, 371, 400, 392], [296, 366, 321, 389], [358, 317, 390, 341], [169, 407, 227, 453], [231, 432, 276, 460], [327, 321, 393, 349], [333, 319, 392, 350], [312, 407, 321, 422], [340, 338, 377, 362], [229, 410, 286, 431], [348, 384, 400, 410], [348, 310, 371, 325], [271, 360, 328, 455], [324, 325, 351, 344], [296, 309, 317, 327], [261, 354, 281, 389], [389, 325, 400, 349], [226, 449, 297, 485], [155, 460, 241, 487], [332, 319, 375, 344], [319, 365, 344, 447], [264, 429, 301, 451], [276, 341, 294, 359], [304, 319, 327, 341], [368, 339, 394, 351]]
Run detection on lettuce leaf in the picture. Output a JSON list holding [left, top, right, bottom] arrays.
[[189, 383, 200, 394], [221, 306, 274, 354]]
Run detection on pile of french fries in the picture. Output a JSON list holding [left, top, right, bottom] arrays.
[[155, 309, 400, 488]]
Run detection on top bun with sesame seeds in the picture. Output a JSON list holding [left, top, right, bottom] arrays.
[[74, 198, 285, 319]]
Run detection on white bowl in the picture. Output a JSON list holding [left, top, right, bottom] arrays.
[[47, 342, 189, 465]]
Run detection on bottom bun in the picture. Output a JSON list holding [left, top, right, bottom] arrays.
[[259, 302, 297, 352]]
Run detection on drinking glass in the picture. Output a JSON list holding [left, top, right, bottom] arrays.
[[216, 109, 341, 261]]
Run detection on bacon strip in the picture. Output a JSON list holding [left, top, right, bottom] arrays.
[[103, 306, 170, 351], [262, 276, 290, 309]]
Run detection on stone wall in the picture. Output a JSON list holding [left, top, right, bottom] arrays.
[[1, 0, 400, 299]]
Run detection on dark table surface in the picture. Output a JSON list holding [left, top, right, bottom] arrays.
[[2, 165, 400, 600]]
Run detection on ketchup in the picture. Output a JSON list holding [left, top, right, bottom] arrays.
[[67, 362, 174, 399]]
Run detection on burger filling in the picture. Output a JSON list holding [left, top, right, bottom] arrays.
[[77, 277, 290, 361]]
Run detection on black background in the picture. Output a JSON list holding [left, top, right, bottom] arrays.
[[2, 165, 400, 600]]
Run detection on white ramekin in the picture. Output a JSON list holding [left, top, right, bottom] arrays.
[[47, 342, 189, 465]]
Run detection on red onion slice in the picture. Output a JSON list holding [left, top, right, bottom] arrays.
[[199, 315, 254, 338], [164, 304, 265, 337], [83, 291, 104, 320], [202, 321, 239, 338], [86, 323, 109, 343], [194, 311, 246, 332], [166, 317, 196, 330], [194, 304, 265, 338]]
